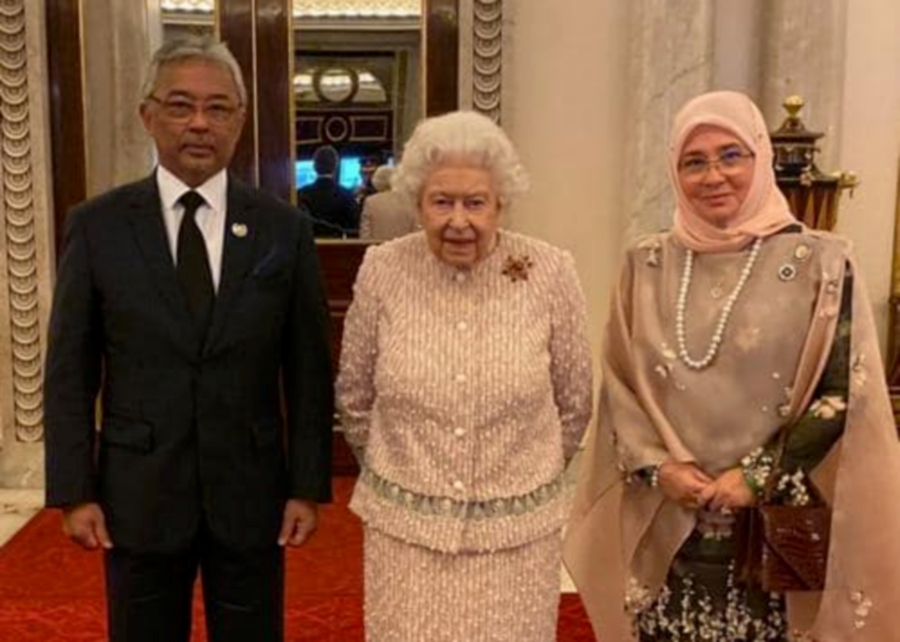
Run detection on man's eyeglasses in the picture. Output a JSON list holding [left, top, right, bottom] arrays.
[[678, 149, 754, 178], [146, 95, 240, 125]]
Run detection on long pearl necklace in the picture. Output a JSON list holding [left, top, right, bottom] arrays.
[[675, 237, 764, 370]]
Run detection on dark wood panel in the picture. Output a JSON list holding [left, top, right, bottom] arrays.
[[46, 0, 86, 256], [888, 294, 900, 432], [316, 241, 371, 366], [218, 0, 257, 186], [255, 0, 293, 202], [424, 0, 459, 116], [317, 241, 374, 475]]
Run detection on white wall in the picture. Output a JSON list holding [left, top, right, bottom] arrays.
[[502, 0, 630, 366], [835, 0, 900, 350]]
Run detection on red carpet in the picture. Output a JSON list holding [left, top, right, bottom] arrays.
[[0, 477, 596, 641]]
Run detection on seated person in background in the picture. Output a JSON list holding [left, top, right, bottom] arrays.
[[298, 145, 360, 237], [359, 166, 419, 240]]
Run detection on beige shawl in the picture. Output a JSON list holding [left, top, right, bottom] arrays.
[[564, 92, 900, 642]]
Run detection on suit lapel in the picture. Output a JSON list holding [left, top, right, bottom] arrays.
[[127, 175, 197, 355], [203, 178, 260, 355]]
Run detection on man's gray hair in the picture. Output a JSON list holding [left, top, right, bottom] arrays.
[[141, 36, 247, 106], [392, 110, 529, 207]]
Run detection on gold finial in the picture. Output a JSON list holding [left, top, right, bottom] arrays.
[[783, 95, 805, 119], [838, 170, 860, 197]]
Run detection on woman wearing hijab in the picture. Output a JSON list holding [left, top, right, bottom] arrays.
[[564, 91, 900, 641], [337, 111, 593, 641]]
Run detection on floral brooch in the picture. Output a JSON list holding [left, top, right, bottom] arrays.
[[501, 254, 534, 282]]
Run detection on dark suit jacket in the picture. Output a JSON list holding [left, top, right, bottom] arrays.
[[44, 174, 334, 553], [297, 177, 360, 237]]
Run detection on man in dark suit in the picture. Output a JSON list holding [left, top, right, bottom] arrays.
[[297, 145, 360, 237], [43, 36, 333, 642]]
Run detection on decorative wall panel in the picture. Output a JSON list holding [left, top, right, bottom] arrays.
[[471, 0, 501, 122], [0, 0, 41, 444], [161, 0, 421, 17]]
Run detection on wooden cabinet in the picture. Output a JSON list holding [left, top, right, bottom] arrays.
[[317, 240, 374, 474]]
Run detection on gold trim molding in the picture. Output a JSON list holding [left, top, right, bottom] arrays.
[[161, 0, 422, 17], [0, 0, 42, 443], [471, 0, 501, 123]]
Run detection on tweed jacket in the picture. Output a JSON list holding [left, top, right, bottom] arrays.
[[337, 231, 593, 553]]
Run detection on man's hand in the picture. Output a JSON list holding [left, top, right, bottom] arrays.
[[698, 467, 756, 511], [658, 462, 713, 509], [63, 502, 113, 550], [277, 499, 319, 547]]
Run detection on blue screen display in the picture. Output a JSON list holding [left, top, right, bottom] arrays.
[[296, 156, 368, 191], [338, 157, 362, 191], [295, 160, 316, 189]]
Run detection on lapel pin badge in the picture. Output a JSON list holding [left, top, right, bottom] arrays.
[[231, 222, 248, 238]]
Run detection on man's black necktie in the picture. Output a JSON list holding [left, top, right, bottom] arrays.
[[176, 190, 214, 343]]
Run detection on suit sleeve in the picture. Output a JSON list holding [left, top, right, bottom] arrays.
[[283, 211, 335, 502], [44, 207, 103, 507]]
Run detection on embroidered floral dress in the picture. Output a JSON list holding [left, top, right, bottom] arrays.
[[636, 255, 852, 642], [574, 226, 863, 642]]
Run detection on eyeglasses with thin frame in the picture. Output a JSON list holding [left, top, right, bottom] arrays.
[[678, 148, 755, 179], [146, 95, 240, 125]]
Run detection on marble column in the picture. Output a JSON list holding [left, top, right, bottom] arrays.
[[711, 0, 764, 97], [624, 0, 716, 237], [758, 0, 848, 168], [82, 0, 158, 197], [0, 0, 55, 489]]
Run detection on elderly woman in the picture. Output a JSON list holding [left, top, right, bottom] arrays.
[[564, 91, 900, 641], [359, 165, 419, 240], [336, 110, 593, 641]]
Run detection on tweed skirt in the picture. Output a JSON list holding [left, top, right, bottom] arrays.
[[363, 526, 562, 642]]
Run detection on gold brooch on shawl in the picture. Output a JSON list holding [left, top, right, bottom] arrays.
[[501, 254, 534, 282]]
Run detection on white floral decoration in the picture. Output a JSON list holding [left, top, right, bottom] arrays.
[[809, 395, 848, 420], [637, 238, 662, 267], [851, 352, 868, 391], [625, 576, 655, 615]]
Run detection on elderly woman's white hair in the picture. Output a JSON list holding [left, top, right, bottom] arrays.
[[392, 111, 529, 206]]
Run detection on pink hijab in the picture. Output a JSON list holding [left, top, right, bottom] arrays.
[[670, 91, 796, 253]]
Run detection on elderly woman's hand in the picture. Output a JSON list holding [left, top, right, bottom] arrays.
[[657, 462, 713, 509], [698, 467, 756, 512]]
